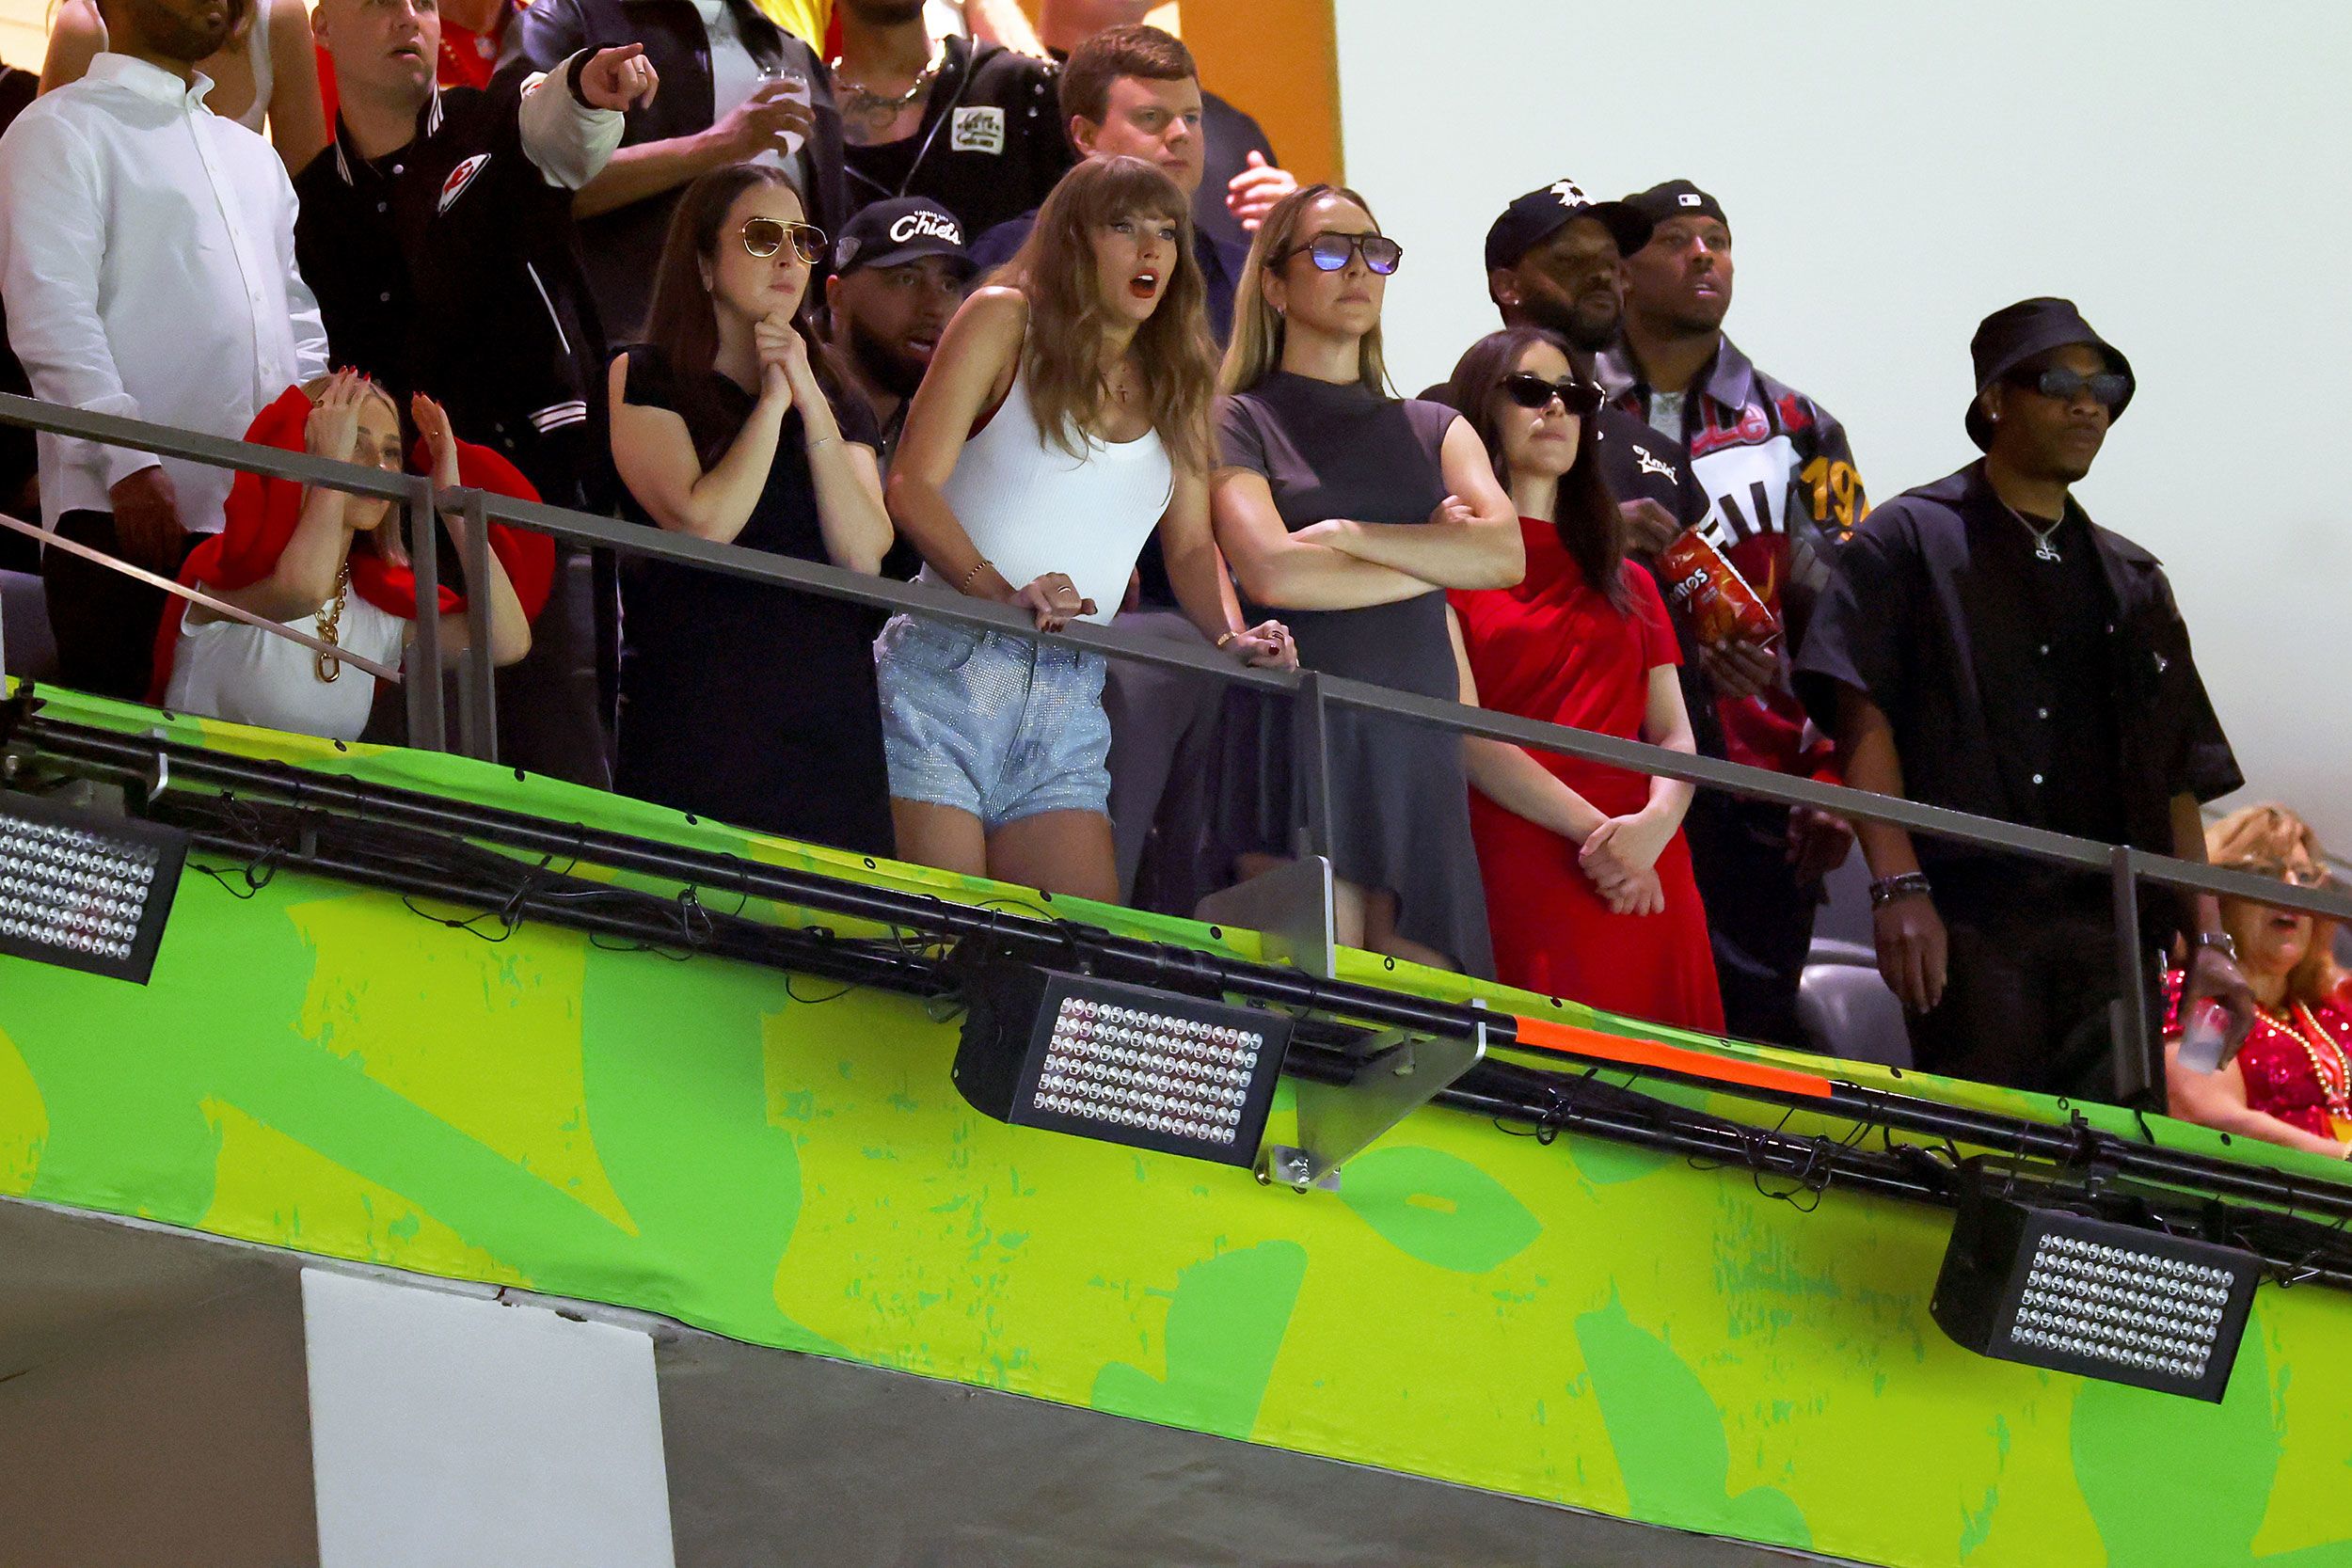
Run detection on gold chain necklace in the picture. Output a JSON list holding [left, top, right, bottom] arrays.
[[314, 562, 352, 683]]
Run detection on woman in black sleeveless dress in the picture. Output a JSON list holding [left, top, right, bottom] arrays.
[[608, 163, 896, 856]]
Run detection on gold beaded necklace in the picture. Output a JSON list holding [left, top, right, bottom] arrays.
[[314, 562, 352, 683], [2258, 999, 2352, 1132]]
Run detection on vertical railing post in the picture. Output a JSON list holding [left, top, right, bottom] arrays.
[[2110, 845, 2158, 1105], [454, 488, 498, 764], [404, 474, 447, 752], [1290, 669, 1332, 863]]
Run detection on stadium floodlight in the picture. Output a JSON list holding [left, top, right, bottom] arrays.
[[952, 959, 1292, 1167], [1931, 1173, 2258, 1402], [0, 787, 186, 984]]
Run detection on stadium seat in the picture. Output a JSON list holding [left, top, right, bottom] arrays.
[[1796, 944, 1913, 1069], [0, 568, 56, 681]]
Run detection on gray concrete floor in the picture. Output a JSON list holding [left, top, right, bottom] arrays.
[[0, 1198, 1879, 1568]]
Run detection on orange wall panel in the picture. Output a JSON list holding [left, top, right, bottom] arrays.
[[1174, 0, 1341, 186]]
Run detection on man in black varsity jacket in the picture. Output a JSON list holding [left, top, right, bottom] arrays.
[[302, 0, 654, 784]]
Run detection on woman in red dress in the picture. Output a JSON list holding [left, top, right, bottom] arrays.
[[1443, 327, 1723, 1031], [2163, 804, 2352, 1159]]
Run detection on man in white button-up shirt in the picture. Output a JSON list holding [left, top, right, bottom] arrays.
[[0, 0, 328, 700]]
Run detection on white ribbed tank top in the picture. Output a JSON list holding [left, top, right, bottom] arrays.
[[922, 371, 1174, 626]]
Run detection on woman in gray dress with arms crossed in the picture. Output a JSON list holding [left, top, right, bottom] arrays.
[[1212, 183, 1523, 974]]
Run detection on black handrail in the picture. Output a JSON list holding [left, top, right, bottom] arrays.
[[4, 390, 2343, 1102]]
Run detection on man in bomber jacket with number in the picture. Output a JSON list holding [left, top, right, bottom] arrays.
[[1598, 178, 1863, 1050]]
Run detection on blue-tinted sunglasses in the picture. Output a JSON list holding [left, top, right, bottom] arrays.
[[1278, 231, 1403, 276]]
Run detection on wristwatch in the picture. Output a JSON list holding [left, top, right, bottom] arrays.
[[2191, 930, 2240, 962]]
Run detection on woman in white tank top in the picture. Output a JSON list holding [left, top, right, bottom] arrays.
[[880, 155, 1295, 900], [41, 0, 328, 169]]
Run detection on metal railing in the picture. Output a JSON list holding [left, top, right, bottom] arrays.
[[6, 389, 2348, 1105]]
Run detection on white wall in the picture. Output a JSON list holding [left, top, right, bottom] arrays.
[[1336, 0, 2352, 847], [303, 1270, 676, 1568]]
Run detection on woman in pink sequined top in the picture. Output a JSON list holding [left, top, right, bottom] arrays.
[[2163, 804, 2351, 1158]]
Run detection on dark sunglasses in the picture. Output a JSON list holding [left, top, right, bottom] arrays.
[[2011, 366, 2129, 408], [1279, 231, 1403, 276], [741, 217, 827, 264], [1499, 372, 1605, 416]]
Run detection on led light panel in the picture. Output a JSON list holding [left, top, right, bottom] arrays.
[[0, 789, 187, 983], [952, 961, 1292, 1166], [1931, 1184, 2257, 1402]]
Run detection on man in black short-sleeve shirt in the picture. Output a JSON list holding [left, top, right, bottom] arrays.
[[1795, 298, 2250, 1093]]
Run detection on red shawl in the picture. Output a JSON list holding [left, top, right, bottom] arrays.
[[150, 386, 556, 704]]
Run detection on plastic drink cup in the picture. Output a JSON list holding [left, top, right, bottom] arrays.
[[2177, 996, 2236, 1074], [756, 65, 810, 163]]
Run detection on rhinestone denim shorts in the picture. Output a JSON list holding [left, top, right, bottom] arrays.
[[874, 615, 1112, 832]]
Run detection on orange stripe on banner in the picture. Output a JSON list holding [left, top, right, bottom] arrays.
[[1510, 1015, 1836, 1101]]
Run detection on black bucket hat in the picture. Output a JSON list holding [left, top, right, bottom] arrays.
[[1965, 297, 2134, 451]]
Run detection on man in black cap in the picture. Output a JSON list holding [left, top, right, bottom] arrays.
[[1421, 180, 1724, 762], [822, 195, 974, 475], [1600, 177, 1861, 1049], [1795, 298, 2250, 1093]]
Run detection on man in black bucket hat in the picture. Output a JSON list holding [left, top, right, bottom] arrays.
[[1794, 298, 2250, 1096]]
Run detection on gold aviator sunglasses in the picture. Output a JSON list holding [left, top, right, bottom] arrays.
[[741, 216, 826, 265]]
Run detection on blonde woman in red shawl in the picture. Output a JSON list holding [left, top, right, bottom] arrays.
[[155, 371, 545, 742]]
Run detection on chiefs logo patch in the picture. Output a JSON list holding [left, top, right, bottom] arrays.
[[437, 153, 490, 214]]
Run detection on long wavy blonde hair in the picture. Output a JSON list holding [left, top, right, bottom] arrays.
[[1220, 182, 1395, 398], [2208, 803, 2344, 1006], [997, 155, 1216, 473]]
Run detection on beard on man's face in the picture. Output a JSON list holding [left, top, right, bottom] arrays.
[[131, 0, 239, 62], [847, 315, 930, 400], [1518, 289, 1620, 356]]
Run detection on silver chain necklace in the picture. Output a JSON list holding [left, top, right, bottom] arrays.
[[2000, 499, 2064, 562], [829, 50, 941, 120]]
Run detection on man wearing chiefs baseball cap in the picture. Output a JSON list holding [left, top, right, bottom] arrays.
[[1599, 176, 1865, 1050], [1422, 179, 1725, 758], [823, 196, 974, 476], [1795, 298, 2249, 1093]]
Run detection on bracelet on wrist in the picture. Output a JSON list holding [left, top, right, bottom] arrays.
[[1868, 871, 1933, 909], [1216, 630, 1239, 649], [957, 559, 993, 594]]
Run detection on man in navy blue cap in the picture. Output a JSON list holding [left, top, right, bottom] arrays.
[[822, 195, 975, 475], [1421, 179, 1728, 761], [1601, 176, 1865, 1051], [1480, 178, 1652, 356], [1796, 298, 2249, 1094]]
